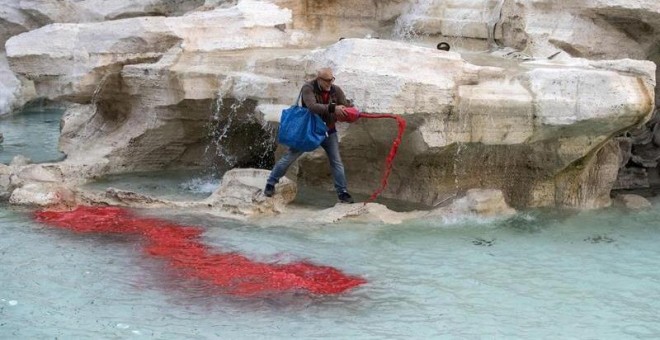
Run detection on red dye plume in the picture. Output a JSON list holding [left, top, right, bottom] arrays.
[[35, 206, 366, 296]]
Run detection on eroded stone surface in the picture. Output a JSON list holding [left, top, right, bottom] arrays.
[[0, 53, 33, 115], [1, 0, 658, 213], [9, 182, 76, 207]]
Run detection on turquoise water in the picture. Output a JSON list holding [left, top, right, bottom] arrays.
[[83, 170, 221, 201], [2, 103, 659, 339], [0, 106, 65, 164], [2, 202, 660, 339]]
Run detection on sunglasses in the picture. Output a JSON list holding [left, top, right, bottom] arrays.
[[319, 76, 335, 82]]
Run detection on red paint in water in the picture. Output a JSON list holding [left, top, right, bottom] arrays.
[[34, 206, 366, 296], [356, 112, 407, 203]]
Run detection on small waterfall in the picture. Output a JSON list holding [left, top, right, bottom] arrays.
[[258, 122, 278, 166], [208, 98, 242, 169], [79, 73, 112, 136], [91, 74, 111, 107], [487, 0, 506, 49], [202, 76, 277, 179], [204, 78, 241, 173], [453, 141, 465, 194], [394, 0, 506, 51], [393, 0, 435, 40]]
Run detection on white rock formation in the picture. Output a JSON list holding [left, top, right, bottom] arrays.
[[0, 164, 12, 199], [0, 54, 25, 115], [9, 182, 76, 207], [5, 2, 309, 102], [204, 168, 296, 215], [290, 39, 654, 208], [1, 0, 658, 213], [500, 0, 660, 60], [254, 188, 516, 226], [0, 1, 37, 46], [393, 0, 505, 43], [2, 0, 205, 27]]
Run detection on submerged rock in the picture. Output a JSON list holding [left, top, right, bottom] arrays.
[[0, 164, 12, 200], [9, 155, 31, 167], [615, 194, 652, 210]]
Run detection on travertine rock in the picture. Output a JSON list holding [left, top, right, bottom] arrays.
[[0, 53, 33, 115], [9, 182, 76, 207], [2, 0, 658, 211], [615, 193, 652, 210]]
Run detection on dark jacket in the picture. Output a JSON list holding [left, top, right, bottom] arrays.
[[300, 80, 349, 127]]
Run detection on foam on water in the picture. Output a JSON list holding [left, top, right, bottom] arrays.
[[84, 171, 221, 200], [178, 177, 221, 195]]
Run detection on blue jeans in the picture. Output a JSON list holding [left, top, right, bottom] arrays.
[[267, 133, 348, 194]]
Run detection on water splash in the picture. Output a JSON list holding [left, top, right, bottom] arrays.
[[204, 77, 237, 171], [393, 0, 436, 40], [202, 76, 277, 177], [258, 121, 278, 166], [179, 176, 221, 195]]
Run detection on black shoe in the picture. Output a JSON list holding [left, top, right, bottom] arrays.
[[338, 192, 354, 204], [264, 184, 275, 197]]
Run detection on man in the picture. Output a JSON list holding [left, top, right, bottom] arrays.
[[264, 68, 354, 204]]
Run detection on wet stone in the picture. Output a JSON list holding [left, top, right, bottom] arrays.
[[472, 238, 495, 246], [616, 194, 652, 210], [584, 235, 615, 244]]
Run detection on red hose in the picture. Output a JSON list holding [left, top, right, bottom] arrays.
[[352, 111, 407, 203]]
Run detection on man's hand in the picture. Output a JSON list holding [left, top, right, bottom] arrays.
[[334, 105, 347, 120]]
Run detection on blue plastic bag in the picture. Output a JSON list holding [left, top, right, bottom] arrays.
[[277, 91, 327, 152]]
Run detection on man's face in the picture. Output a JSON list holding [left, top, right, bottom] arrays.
[[318, 73, 335, 91]]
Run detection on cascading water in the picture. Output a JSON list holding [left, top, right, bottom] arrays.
[[393, 0, 506, 52], [453, 141, 466, 196], [78, 73, 112, 136], [204, 78, 237, 172], [487, 0, 506, 49], [393, 0, 436, 40], [201, 76, 277, 181]]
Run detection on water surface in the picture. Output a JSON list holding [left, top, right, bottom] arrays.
[[0, 106, 65, 164], [2, 201, 660, 339]]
